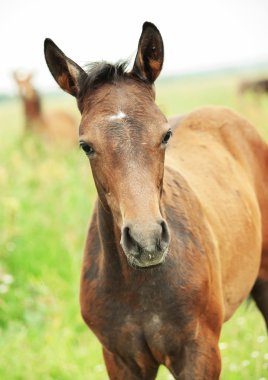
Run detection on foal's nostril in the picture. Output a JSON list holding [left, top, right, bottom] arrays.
[[160, 220, 170, 245], [121, 225, 140, 256]]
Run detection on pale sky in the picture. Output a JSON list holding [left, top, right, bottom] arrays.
[[1, 0, 268, 93]]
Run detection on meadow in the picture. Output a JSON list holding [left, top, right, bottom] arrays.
[[0, 71, 267, 379]]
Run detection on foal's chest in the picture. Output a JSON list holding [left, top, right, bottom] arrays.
[[93, 294, 191, 365]]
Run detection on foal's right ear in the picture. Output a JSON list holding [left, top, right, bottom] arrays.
[[44, 39, 87, 97]]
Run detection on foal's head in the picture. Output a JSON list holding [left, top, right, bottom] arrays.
[[44, 22, 171, 268]]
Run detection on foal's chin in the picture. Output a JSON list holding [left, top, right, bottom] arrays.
[[125, 248, 169, 269]]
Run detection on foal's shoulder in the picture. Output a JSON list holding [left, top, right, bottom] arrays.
[[167, 107, 241, 131], [179, 106, 243, 131], [176, 106, 268, 170], [173, 106, 265, 144]]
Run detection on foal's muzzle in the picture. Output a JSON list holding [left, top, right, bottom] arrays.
[[120, 219, 170, 268]]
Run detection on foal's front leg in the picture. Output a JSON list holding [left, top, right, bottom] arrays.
[[102, 347, 158, 380], [166, 329, 221, 380]]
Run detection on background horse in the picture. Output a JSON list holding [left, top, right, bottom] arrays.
[[44, 22, 268, 379], [14, 71, 77, 144], [239, 78, 268, 95], [238, 78, 268, 103]]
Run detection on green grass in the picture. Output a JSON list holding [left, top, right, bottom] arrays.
[[0, 73, 267, 379]]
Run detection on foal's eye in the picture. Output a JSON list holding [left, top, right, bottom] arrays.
[[162, 129, 172, 145], [79, 142, 95, 156]]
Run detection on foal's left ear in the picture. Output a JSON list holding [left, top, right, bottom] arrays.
[[132, 22, 164, 83]]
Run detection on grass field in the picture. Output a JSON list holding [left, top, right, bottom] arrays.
[[0, 72, 267, 379]]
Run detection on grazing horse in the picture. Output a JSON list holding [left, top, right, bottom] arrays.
[[238, 78, 268, 97], [44, 22, 268, 379], [13, 71, 77, 144]]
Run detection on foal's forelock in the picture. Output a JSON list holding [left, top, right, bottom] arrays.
[[77, 61, 156, 110]]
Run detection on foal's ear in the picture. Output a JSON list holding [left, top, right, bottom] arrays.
[[44, 39, 87, 97], [132, 22, 164, 83]]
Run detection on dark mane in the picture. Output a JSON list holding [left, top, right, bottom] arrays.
[[79, 60, 130, 98], [78, 60, 152, 101]]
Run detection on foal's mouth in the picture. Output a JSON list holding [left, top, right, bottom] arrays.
[[125, 247, 169, 269]]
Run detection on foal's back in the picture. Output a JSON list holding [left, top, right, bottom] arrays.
[[166, 106, 268, 321]]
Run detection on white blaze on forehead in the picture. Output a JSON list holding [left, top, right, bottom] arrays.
[[108, 110, 127, 121]]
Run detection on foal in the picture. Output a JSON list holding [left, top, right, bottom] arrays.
[[44, 22, 268, 379]]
